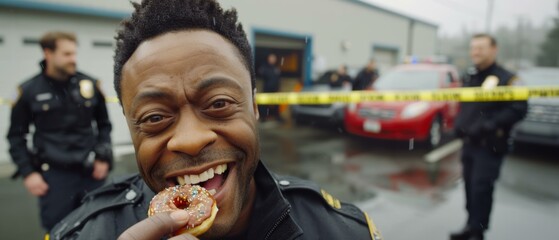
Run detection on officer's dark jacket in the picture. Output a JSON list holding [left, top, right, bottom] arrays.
[[352, 69, 378, 91], [454, 62, 528, 153], [50, 162, 381, 240], [6, 61, 113, 178], [258, 63, 281, 93]]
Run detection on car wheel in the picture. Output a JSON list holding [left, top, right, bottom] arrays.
[[428, 116, 443, 148]]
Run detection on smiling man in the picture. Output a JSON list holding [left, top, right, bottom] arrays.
[[452, 34, 527, 240], [7, 31, 112, 232], [49, 0, 380, 239]]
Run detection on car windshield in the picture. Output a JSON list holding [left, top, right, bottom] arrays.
[[518, 69, 559, 86], [374, 70, 440, 90]]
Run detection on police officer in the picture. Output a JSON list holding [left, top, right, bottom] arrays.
[[258, 53, 283, 122], [352, 59, 378, 91], [6, 31, 113, 231], [329, 64, 353, 88], [50, 163, 381, 240], [49, 1, 381, 239], [452, 34, 527, 240]]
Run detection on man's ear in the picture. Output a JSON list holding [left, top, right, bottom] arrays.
[[253, 88, 259, 120], [43, 49, 53, 61]]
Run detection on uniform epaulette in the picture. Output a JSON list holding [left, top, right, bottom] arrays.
[[274, 174, 368, 225], [274, 174, 383, 239]]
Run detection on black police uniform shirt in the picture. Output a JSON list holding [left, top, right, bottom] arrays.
[[49, 162, 382, 240], [7, 61, 113, 178], [258, 63, 281, 93], [454, 62, 527, 153], [352, 68, 378, 91]]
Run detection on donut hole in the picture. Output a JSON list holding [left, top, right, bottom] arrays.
[[173, 195, 190, 210]]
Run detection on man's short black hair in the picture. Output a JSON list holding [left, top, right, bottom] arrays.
[[472, 33, 497, 47], [114, 0, 255, 102]]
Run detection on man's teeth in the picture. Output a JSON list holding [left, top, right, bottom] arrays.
[[177, 176, 186, 185], [176, 163, 228, 186]]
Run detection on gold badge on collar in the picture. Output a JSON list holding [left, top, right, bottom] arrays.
[[79, 80, 94, 99], [482, 75, 499, 90]]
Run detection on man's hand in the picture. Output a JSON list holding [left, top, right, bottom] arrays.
[[23, 172, 48, 196], [92, 160, 109, 180], [118, 211, 198, 240]]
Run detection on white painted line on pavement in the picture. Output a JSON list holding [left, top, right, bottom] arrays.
[[424, 139, 463, 163]]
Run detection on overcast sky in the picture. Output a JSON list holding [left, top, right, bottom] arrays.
[[362, 0, 558, 36]]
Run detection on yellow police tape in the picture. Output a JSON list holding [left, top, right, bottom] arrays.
[[1, 86, 558, 106], [0, 98, 12, 106], [255, 86, 559, 105]]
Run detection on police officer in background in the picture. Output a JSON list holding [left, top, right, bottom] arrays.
[[329, 64, 353, 89], [6, 31, 113, 231], [352, 59, 378, 91], [451, 34, 527, 240], [258, 53, 283, 122]]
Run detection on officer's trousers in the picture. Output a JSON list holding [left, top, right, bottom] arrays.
[[461, 143, 505, 231], [39, 166, 105, 231]]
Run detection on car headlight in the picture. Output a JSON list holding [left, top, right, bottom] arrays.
[[401, 102, 430, 119]]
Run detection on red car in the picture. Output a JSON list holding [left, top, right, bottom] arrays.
[[344, 64, 461, 148]]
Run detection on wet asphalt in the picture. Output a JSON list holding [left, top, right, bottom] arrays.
[[1, 121, 558, 239]]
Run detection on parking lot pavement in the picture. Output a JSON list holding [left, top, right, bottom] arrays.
[[359, 179, 559, 240], [1, 124, 558, 239], [354, 141, 559, 239]]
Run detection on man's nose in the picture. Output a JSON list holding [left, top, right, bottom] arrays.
[[68, 53, 77, 62], [167, 113, 217, 156]]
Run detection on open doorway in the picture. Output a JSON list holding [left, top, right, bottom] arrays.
[[253, 29, 312, 92]]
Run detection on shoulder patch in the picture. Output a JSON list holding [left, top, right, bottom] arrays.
[[482, 75, 499, 90], [8, 87, 23, 107]]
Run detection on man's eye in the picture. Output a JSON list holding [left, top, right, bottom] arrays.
[[211, 100, 229, 109], [143, 115, 164, 123]]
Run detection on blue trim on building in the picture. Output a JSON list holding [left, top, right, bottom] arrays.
[[251, 27, 313, 86], [0, 0, 129, 19], [345, 0, 438, 29]]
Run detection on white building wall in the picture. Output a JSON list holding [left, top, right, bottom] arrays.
[[0, 0, 437, 163], [223, 0, 414, 69], [412, 21, 438, 56]]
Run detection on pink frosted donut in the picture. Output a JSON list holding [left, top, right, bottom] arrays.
[[148, 185, 218, 236]]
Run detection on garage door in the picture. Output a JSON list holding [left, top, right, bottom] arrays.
[[373, 47, 399, 75]]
